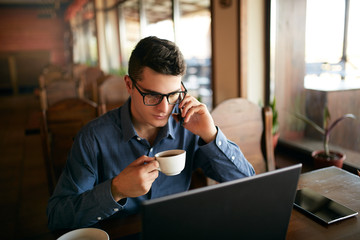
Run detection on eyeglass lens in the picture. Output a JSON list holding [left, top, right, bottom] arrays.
[[144, 92, 185, 106]]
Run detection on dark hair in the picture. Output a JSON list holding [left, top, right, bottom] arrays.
[[128, 36, 186, 81]]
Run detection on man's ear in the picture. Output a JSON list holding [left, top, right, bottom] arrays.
[[124, 75, 132, 93]]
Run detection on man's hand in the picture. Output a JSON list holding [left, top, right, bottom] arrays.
[[174, 95, 217, 143], [111, 155, 159, 202]]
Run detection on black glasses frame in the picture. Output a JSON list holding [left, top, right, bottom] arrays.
[[129, 75, 187, 106]]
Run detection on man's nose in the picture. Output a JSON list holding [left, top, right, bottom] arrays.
[[156, 96, 169, 111]]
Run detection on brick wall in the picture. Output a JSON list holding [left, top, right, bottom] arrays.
[[0, 7, 67, 66], [0, 7, 69, 93]]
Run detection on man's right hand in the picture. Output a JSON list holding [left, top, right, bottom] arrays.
[[111, 155, 159, 202]]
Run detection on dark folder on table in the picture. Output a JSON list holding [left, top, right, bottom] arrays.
[[141, 164, 302, 240]]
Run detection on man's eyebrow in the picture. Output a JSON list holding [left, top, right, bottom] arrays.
[[139, 85, 182, 95]]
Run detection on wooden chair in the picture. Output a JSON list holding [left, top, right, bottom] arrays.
[[42, 63, 65, 75], [92, 74, 111, 104], [78, 66, 104, 101], [72, 64, 88, 80], [39, 80, 78, 110], [98, 75, 129, 115], [38, 72, 63, 88], [40, 98, 98, 195], [211, 98, 275, 174], [190, 98, 275, 188]]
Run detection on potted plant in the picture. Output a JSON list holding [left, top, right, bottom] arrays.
[[295, 106, 356, 169], [270, 98, 280, 149]]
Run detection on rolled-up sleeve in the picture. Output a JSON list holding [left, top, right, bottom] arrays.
[[195, 127, 255, 182]]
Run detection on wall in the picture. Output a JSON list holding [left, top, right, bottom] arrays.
[[273, 0, 307, 136], [212, 0, 240, 106], [0, 8, 67, 65], [305, 89, 360, 152], [0, 7, 67, 92], [212, 0, 266, 106], [246, 0, 266, 105]]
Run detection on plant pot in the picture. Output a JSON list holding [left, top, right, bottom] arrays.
[[272, 132, 280, 150], [311, 150, 345, 169]]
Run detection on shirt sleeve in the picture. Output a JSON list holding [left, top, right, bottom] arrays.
[[46, 131, 126, 230], [195, 127, 255, 182]]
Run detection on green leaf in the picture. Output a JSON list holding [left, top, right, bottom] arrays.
[[323, 106, 331, 129], [327, 114, 356, 134], [294, 113, 325, 135]]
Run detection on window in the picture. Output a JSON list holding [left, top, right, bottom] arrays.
[[117, 0, 212, 108], [118, 0, 141, 68], [305, 0, 360, 90], [72, 0, 212, 108], [142, 0, 174, 40], [271, 0, 360, 157], [104, 5, 121, 74], [176, 0, 212, 109], [71, 1, 98, 66]]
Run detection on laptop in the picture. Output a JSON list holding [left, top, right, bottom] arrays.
[[141, 164, 302, 240]]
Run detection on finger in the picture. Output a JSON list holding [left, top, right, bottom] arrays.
[[148, 168, 159, 180], [179, 98, 194, 118], [183, 104, 204, 123], [143, 156, 156, 163], [130, 155, 155, 167], [178, 95, 193, 111], [143, 160, 159, 173]]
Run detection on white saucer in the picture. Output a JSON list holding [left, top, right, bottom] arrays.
[[57, 228, 109, 240]]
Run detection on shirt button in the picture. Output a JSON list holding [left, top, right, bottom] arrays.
[[137, 137, 141, 141], [114, 208, 119, 212], [150, 148, 153, 152], [218, 140, 222, 146], [97, 217, 102, 220], [231, 156, 235, 160]]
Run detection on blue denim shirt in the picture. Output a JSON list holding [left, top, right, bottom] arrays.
[[47, 98, 255, 230]]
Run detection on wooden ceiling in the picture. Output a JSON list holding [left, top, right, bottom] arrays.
[[0, 0, 209, 21]]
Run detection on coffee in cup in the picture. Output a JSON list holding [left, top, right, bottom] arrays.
[[155, 149, 186, 176]]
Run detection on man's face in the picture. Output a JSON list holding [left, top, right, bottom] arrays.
[[127, 67, 183, 129]]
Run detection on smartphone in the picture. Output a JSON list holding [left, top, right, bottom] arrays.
[[178, 105, 184, 126], [294, 188, 358, 224]]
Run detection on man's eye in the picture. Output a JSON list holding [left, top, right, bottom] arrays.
[[145, 94, 162, 103], [169, 93, 180, 99], [151, 94, 162, 100]]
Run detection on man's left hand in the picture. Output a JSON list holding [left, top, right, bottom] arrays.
[[173, 95, 217, 143]]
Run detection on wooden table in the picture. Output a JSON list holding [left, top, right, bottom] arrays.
[[286, 166, 360, 240], [55, 166, 359, 240]]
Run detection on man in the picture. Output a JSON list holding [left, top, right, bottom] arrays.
[[47, 36, 255, 230]]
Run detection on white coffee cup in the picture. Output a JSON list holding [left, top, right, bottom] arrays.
[[155, 149, 186, 176], [57, 228, 109, 240]]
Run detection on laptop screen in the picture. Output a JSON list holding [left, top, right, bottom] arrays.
[[141, 164, 302, 240]]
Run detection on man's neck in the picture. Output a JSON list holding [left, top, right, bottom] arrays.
[[132, 119, 160, 146]]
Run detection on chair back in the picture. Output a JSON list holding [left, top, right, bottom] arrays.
[[38, 72, 63, 88], [78, 66, 104, 101], [211, 98, 275, 174], [92, 74, 111, 104], [98, 75, 129, 115], [39, 80, 77, 110], [72, 64, 88, 81], [40, 98, 98, 195]]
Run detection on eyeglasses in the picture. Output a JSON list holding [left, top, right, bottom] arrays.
[[129, 75, 187, 106]]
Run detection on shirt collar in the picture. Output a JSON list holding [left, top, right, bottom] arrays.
[[121, 98, 136, 142], [120, 98, 176, 143]]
